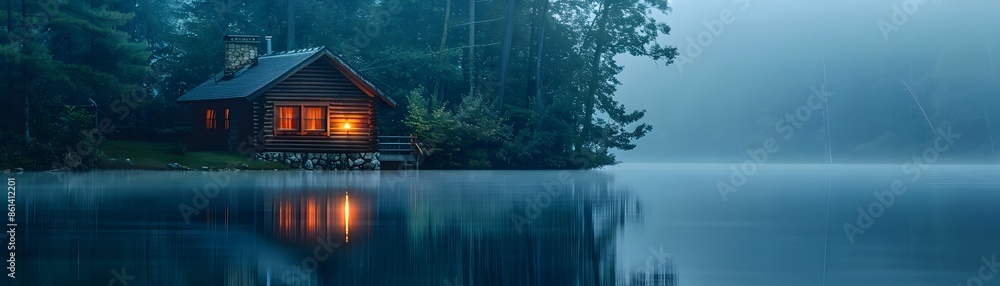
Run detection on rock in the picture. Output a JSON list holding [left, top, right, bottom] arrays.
[[353, 158, 364, 166], [14, 167, 24, 172], [267, 152, 281, 160], [363, 162, 374, 170], [291, 161, 300, 168], [167, 163, 192, 170], [363, 153, 373, 160], [125, 158, 132, 165], [304, 160, 314, 170], [351, 166, 360, 170], [201, 166, 210, 171]]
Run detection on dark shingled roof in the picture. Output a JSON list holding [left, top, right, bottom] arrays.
[[176, 47, 396, 108]]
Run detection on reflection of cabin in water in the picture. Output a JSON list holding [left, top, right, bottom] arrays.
[[175, 35, 422, 170], [251, 171, 676, 285]]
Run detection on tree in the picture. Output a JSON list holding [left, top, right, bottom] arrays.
[[572, 0, 677, 165]]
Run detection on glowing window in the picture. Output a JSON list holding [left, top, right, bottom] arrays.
[[276, 106, 301, 131], [205, 109, 217, 129], [303, 107, 327, 131]]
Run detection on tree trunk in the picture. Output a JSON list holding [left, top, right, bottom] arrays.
[[467, 0, 476, 97], [578, 0, 609, 152], [529, 0, 548, 106], [433, 0, 452, 102], [287, 0, 295, 50], [496, 0, 516, 109]]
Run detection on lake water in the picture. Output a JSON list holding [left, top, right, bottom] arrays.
[[9, 164, 1000, 285]]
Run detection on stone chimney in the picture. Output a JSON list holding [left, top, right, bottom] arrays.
[[223, 35, 261, 79]]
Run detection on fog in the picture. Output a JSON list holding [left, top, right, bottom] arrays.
[[614, 0, 1000, 163]]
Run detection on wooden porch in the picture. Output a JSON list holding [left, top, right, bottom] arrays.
[[377, 135, 425, 170]]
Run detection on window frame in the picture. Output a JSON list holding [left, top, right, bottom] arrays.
[[224, 109, 231, 130], [205, 109, 217, 130], [273, 103, 329, 136], [275, 106, 301, 132], [302, 106, 328, 132]]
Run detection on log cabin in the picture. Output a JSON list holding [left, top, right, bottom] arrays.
[[176, 35, 408, 170]]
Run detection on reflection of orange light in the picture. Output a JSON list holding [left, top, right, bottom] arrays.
[[344, 193, 350, 243]]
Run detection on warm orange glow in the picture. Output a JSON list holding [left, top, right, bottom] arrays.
[[274, 193, 357, 243], [344, 193, 350, 243], [343, 122, 351, 130], [303, 106, 326, 131], [276, 106, 300, 130], [205, 109, 217, 129], [224, 109, 230, 130]]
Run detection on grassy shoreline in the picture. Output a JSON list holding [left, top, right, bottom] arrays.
[[98, 141, 288, 170]]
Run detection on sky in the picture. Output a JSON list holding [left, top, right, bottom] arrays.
[[612, 0, 1000, 163]]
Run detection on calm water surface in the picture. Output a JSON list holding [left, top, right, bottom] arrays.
[[11, 164, 1000, 285]]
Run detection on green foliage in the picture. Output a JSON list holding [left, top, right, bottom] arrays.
[[1, 0, 151, 169], [1, 0, 673, 169], [405, 90, 511, 169]]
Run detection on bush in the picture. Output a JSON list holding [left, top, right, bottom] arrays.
[[404, 89, 511, 169]]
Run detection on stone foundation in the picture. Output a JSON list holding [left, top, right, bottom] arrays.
[[255, 152, 380, 170]]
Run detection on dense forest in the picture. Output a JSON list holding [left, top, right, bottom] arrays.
[[0, 0, 677, 170]]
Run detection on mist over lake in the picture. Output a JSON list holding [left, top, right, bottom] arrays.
[[12, 165, 1000, 285], [2, 0, 1000, 285]]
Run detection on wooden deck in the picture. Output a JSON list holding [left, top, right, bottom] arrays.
[[377, 135, 425, 170]]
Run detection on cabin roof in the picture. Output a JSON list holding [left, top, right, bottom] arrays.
[[175, 47, 396, 108]]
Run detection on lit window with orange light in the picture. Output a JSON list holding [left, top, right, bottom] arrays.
[[276, 106, 300, 131], [303, 106, 327, 131], [205, 109, 217, 129]]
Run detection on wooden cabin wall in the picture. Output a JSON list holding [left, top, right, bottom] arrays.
[[254, 58, 377, 153], [189, 99, 253, 151]]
